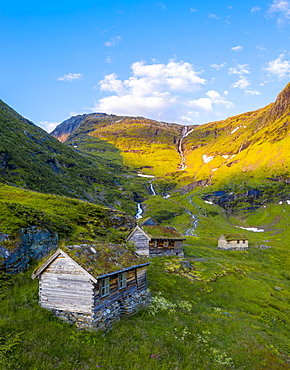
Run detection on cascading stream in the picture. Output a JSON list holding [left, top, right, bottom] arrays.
[[135, 203, 143, 219], [149, 182, 156, 195], [134, 181, 157, 219], [178, 126, 194, 171], [184, 210, 198, 236]]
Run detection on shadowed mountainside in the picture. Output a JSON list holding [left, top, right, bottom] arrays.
[[0, 100, 148, 213]]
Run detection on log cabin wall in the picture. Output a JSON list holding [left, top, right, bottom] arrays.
[[129, 229, 150, 255], [173, 240, 184, 256], [149, 239, 184, 256], [93, 267, 150, 330], [38, 255, 94, 327]]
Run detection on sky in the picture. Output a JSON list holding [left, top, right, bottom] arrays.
[[1, 0, 290, 132]]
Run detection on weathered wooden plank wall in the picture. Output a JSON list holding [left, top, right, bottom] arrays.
[[39, 255, 94, 314], [129, 229, 149, 255]]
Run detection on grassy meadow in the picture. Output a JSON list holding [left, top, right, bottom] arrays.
[[1, 185, 290, 369]]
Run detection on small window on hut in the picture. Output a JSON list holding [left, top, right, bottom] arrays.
[[119, 272, 127, 289], [101, 277, 110, 297], [153, 240, 157, 248]]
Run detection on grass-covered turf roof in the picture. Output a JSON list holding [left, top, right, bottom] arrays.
[[220, 234, 248, 241], [34, 244, 149, 278], [142, 225, 185, 240]]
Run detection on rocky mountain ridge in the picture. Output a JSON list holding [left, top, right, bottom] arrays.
[[51, 83, 290, 187]]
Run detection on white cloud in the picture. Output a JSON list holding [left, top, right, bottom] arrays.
[[245, 90, 261, 95], [104, 36, 122, 47], [228, 64, 250, 75], [190, 7, 197, 12], [268, 0, 290, 24], [231, 45, 243, 52], [232, 76, 250, 89], [205, 90, 234, 108], [39, 121, 59, 132], [210, 62, 226, 70], [189, 97, 213, 111], [99, 73, 124, 94], [189, 90, 234, 111], [95, 60, 206, 120], [180, 116, 193, 122], [157, 3, 166, 9], [263, 54, 290, 78], [57, 73, 82, 82], [251, 6, 261, 12], [209, 13, 219, 19]]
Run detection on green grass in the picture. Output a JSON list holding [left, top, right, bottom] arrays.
[[0, 184, 132, 244], [2, 188, 290, 368], [1, 239, 290, 369]]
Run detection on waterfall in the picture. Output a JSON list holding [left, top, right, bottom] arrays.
[[149, 182, 156, 195], [135, 203, 143, 219], [178, 126, 194, 171]]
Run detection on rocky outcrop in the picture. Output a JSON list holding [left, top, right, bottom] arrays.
[[50, 113, 109, 142], [1, 227, 58, 273], [266, 82, 290, 124]]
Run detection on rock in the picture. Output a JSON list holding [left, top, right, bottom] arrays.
[[192, 258, 208, 262], [180, 260, 192, 270], [258, 244, 271, 249], [1, 226, 58, 273]]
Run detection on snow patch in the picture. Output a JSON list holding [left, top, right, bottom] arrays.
[[212, 168, 218, 172], [287, 200, 290, 205], [205, 200, 213, 204], [222, 155, 229, 159], [231, 126, 240, 134], [202, 154, 214, 163], [137, 173, 155, 178], [236, 226, 264, 233]]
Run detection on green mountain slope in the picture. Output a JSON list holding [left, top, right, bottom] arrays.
[[180, 83, 290, 186], [0, 100, 148, 213], [51, 114, 184, 177], [51, 83, 290, 190]]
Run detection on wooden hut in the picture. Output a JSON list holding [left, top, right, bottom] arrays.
[[126, 225, 185, 257], [218, 234, 249, 250], [32, 244, 150, 330]]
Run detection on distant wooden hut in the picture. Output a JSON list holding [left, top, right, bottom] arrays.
[[140, 217, 157, 226], [32, 245, 150, 330], [218, 234, 249, 250], [126, 225, 185, 257]]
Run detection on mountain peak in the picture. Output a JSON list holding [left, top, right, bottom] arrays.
[[267, 82, 290, 123]]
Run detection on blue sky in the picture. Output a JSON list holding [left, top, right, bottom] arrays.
[[1, 0, 290, 131]]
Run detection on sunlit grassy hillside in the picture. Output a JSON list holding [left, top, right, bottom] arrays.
[[179, 84, 290, 186], [61, 115, 183, 177], [0, 184, 133, 244]]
